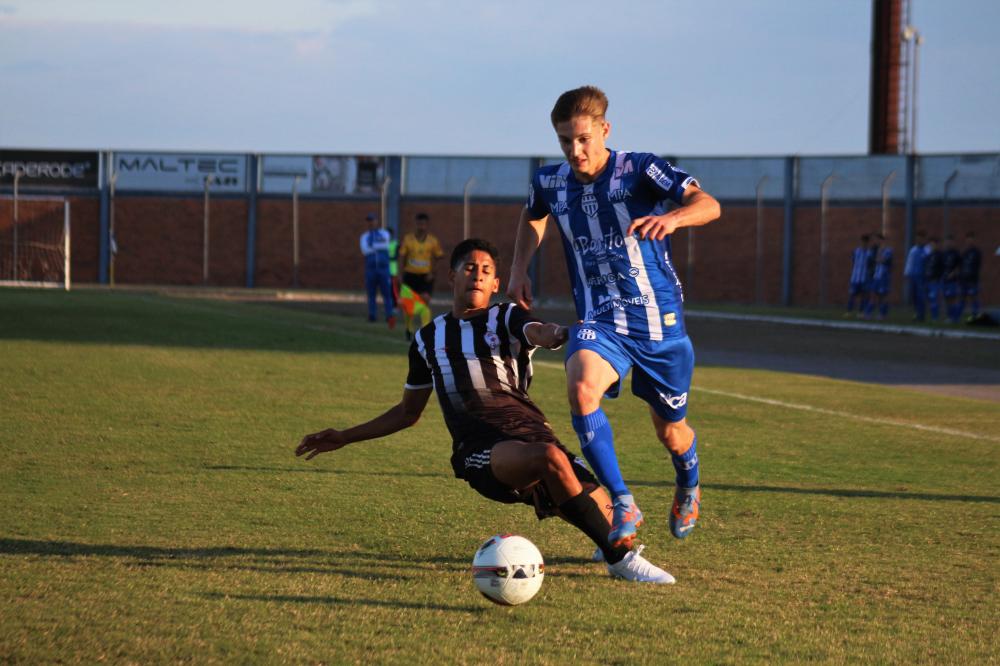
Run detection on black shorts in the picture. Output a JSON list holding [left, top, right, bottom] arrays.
[[453, 437, 599, 519], [402, 272, 434, 296]]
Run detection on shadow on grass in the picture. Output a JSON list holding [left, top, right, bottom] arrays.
[[626, 480, 1000, 504], [201, 591, 487, 614], [0, 538, 469, 574], [203, 465, 448, 479]]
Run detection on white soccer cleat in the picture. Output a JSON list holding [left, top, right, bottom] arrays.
[[606, 545, 675, 584]]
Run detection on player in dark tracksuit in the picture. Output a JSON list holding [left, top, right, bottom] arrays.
[[940, 236, 962, 324], [959, 232, 982, 321], [923, 238, 944, 322]]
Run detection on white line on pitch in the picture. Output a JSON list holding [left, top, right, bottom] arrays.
[[533, 360, 998, 443]]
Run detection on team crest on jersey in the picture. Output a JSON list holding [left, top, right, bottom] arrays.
[[576, 328, 597, 341], [484, 332, 500, 350], [581, 193, 599, 217], [657, 391, 688, 410]]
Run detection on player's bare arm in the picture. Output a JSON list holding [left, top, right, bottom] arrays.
[[523, 321, 569, 350], [506, 208, 550, 309], [626, 185, 722, 241], [295, 387, 432, 460]]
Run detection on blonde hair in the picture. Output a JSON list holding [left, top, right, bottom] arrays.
[[550, 85, 609, 127]]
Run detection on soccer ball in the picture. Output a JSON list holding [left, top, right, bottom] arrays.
[[471, 534, 544, 606]]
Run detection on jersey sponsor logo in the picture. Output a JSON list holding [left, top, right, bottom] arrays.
[[663, 312, 677, 327], [572, 230, 626, 258], [484, 332, 500, 350], [607, 188, 632, 202], [645, 163, 674, 190], [549, 200, 568, 215], [586, 267, 640, 287], [657, 391, 688, 410], [582, 192, 599, 217], [613, 160, 634, 179], [540, 174, 567, 189], [586, 294, 650, 319], [576, 328, 597, 341]]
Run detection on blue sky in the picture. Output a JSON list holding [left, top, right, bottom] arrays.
[[1, 0, 998, 156]]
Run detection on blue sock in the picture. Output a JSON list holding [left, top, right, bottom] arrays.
[[571, 408, 629, 499], [671, 435, 699, 489]]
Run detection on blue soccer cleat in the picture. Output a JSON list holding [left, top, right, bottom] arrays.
[[669, 485, 700, 539], [608, 499, 644, 549]]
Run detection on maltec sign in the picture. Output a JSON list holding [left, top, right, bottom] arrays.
[[113, 152, 247, 192], [0, 150, 100, 188]]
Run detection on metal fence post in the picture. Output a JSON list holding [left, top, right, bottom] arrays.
[[203, 175, 214, 285], [819, 173, 835, 306]]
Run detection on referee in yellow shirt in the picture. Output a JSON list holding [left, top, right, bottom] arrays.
[[399, 212, 444, 305]]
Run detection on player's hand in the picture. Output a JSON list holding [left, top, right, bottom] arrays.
[[506, 272, 534, 310], [295, 429, 349, 460], [627, 214, 681, 241]]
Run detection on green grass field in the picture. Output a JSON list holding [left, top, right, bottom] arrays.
[[1, 289, 998, 664]]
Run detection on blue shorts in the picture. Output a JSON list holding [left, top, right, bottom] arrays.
[[943, 280, 960, 299], [871, 277, 890, 296], [565, 322, 694, 423]]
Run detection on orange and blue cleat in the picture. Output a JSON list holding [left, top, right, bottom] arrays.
[[669, 485, 700, 538], [608, 497, 644, 549]]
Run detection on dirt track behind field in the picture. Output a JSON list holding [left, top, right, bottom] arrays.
[[230, 288, 999, 404]]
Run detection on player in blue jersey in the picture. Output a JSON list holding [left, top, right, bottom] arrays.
[[507, 86, 721, 548], [940, 235, 963, 324], [903, 230, 928, 321], [924, 237, 944, 321], [865, 233, 893, 320], [846, 234, 871, 317]]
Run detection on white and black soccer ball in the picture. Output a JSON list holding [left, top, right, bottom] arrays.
[[471, 534, 544, 606]]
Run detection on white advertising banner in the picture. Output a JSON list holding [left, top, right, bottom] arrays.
[[113, 152, 248, 192], [261, 155, 384, 195]]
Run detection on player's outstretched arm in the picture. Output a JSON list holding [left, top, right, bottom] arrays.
[[507, 208, 549, 310], [295, 387, 432, 460], [523, 321, 569, 350], [627, 185, 722, 241]]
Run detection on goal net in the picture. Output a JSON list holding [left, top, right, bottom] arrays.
[[0, 195, 71, 290]]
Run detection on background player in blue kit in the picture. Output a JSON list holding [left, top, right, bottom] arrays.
[[846, 234, 872, 317], [903, 229, 928, 321], [924, 237, 944, 321], [507, 86, 721, 548], [940, 235, 963, 324], [866, 232, 893, 320]]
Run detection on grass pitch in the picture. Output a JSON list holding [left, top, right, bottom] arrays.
[[1, 289, 998, 664]]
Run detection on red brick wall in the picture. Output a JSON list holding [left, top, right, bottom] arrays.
[[113, 196, 247, 285], [5, 193, 994, 307]]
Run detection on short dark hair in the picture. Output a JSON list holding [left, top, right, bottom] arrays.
[[450, 238, 499, 271], [416, 212, 429, 222]]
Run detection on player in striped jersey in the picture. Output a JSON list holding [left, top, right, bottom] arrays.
[[507, 86, 721, 549], [296, 238, 675, 583]]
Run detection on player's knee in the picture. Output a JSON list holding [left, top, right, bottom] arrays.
[[659, 421, 693, 455], [535, 443, 570, 477]]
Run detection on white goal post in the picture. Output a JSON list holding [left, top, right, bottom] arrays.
[[0, 195, 71, 290]]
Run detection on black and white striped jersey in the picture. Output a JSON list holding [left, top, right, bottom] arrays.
[[405, 302, 558, 468]]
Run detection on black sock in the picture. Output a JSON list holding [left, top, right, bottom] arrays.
[[558, 491, 629, 565]]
